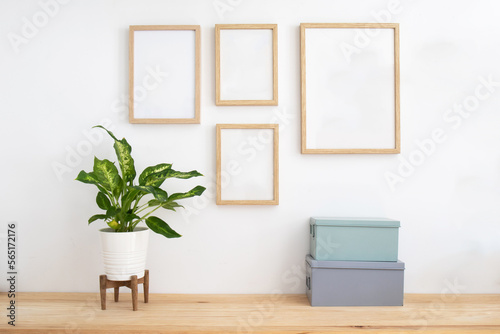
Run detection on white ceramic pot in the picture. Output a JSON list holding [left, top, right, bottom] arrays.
[[99, 227, 149, 281]]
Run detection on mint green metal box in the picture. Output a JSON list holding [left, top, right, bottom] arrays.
[[310, 217, 400, 262]]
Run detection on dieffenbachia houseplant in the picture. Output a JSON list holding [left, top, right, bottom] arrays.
[[76, 126, 205, 238]]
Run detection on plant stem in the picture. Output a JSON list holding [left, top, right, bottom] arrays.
[[130, 193, 145, 212], [134, 204, 150, 215], [130, 205, 162, 230], [140, 205, 162, 220]]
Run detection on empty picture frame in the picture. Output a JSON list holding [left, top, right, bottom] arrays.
[[215, 24, 278, 106], [129, 25, 200, 123], [301, 23, 400, 153], [216, 124, 279, 205]]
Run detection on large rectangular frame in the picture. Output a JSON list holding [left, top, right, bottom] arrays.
[[129, 25, 201, 124], [215, 24, 278, 106], [216, 124, 279, 205], [301, 23, 400, 154]]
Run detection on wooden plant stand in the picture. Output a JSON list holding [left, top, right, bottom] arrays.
[[99, 269, 149, 311]]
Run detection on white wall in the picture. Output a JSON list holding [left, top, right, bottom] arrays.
[[1, 0, 500, 294]]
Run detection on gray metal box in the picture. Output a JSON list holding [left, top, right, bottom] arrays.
[[306, 255, 404, 306]]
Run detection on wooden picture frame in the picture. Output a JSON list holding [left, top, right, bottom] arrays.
[[129, 25, 200, 124], [215, 24, 278, 106], [301, 23, 400, 154], [216, 124, 279, 205]]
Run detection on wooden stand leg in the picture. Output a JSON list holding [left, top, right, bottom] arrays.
[[99, 275, 107, 310], [144, 270, 149, 304], [131, 275, 138, 311], [99, 270, 149, 311]]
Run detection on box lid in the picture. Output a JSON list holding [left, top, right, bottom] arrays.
[[306, 255, 405, 270], [310, 217, 400, 228]]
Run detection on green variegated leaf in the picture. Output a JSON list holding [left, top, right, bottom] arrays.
[[168, 185, 206, 202], [76, 170, 110, 195], [94, 126, 137, 184], [96, 192, 111, 210], [147, 200, 183, 211], [145, 216, 181, 238], [106, 207, 121, 217], [124, 213, 140, 224], [162, 202, 184, 211], [88, 214, 109, 225], [93, 125, 119, 141], [139, 163, 172, 186], [93, 157, 122, 198], [123, 188, 140, 201], [113, 137, 136, 183], [130, 186, 168, 202], [148, 199, 161, 207], [130, 185, 154, 194], [151, 188, 168, 202], [164, 169, 203, 179], [76, 170, 100, 185], [166, 202, 183, 208], [143, 168, 203, 187], [122, 188, 141, 211]]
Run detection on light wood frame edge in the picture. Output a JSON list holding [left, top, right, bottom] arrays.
[[216, 124, 279, 205], [300, 23, 400, 154], [129, 25, 201, 124], [215, 24, 278, 106]]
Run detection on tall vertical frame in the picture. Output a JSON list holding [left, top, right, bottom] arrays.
[[301, 23, 400, 154], [215, 24, 278, 106], [129, 25, 201, 124]]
